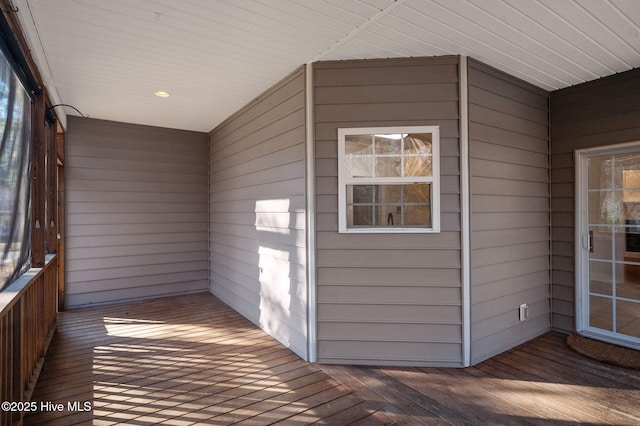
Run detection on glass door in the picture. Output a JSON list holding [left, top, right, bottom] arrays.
[[577, 144, 640, 349]]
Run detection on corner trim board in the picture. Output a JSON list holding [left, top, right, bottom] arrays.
[[305, 62, 317, 362], [459, 55, 471, 367]]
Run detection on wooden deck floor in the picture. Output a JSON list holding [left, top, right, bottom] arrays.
[[321, 333, 640, 425], [26, 293, 392, 425], [26, 293, 640, 425]]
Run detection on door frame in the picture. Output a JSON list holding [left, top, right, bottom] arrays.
[[575, 141, 640, 350]]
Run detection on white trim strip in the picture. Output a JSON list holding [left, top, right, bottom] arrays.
[[311, 0, 407, 63], [305, 63, 317, 362], [575, 148, 588, 335], [459, 55, 472, 367]]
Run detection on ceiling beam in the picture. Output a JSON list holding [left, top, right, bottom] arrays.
[[310, 0, 407, 63]]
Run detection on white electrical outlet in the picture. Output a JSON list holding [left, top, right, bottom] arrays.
[[519, 303, 529, 321]]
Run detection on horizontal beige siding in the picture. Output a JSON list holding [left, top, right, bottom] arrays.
[[209, 67, 308, 359], [65, 117, 209, 307], [314, 56, 463, 367], [468, 59, 551, 364], [550, 68, 640, 332]]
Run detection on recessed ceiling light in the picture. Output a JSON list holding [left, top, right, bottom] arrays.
[[154, 91, 170, 98]]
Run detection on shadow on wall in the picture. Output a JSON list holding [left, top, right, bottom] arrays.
[[254, 198, 307, 356]]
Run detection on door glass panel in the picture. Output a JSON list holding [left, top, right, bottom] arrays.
[[588, 156, 611, 190], [613, 224, 633, 262], [588, 190, 625, 225], [616, 299, 640, 338], [589, 225, 612, 260], [616, 262, 640, 300], [589, 295, 613, 331], [589, 262, 612, 296], [586, 151, 640, 347]]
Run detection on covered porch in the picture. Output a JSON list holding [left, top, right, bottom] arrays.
[[0, 2, 639, 424], [26, 293, 640, 425]]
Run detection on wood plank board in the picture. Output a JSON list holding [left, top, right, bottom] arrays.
[[320, 332, 640, 425], [25, 294, 640, 425], [25, 293, 392, 425]]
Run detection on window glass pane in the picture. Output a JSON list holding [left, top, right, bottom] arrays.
[[352, 185, 373, 203], [376, 205, 401, 226], [350, 206, 372, 226], [405, 205, 431, 226], [375, 157, 401, 177], [404, 155, 432, 177], [404, 183, 430, 204], [345, 155, 374, 178], [375, 135, 402, 154], [376, 185, 402, 203], [405, 184, 431, 226], [345, 134, 374, 178], [345, 134, 372, 155], [347, 184, 431, 228], [404, 134, 432, 154]]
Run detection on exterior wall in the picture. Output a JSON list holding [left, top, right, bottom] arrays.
[[468, 59, 551, 364], [550, 68, 640, 332], [209, 67, 308, 359], [65, 117, 209, 307], [314, 56, 463, 367]]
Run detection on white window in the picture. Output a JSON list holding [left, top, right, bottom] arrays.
[[338, 126, 440, 233]]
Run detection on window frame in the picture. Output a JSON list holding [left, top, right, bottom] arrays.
[[337, 125, 441, 234]]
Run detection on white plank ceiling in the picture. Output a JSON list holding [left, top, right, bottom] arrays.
[[14, 0, 640, 132]]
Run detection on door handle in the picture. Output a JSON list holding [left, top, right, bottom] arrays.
[[583, 232, 594, 252]]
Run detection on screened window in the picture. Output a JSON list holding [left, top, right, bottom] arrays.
[[338, 126, 440, 233], [0, 47, 31, 290]]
